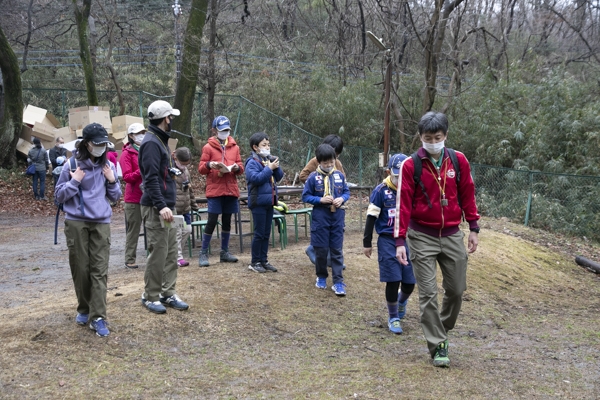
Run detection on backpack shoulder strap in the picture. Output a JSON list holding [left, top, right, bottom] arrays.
[[411, 152, 432, 209], [446, 148, 460, 184]]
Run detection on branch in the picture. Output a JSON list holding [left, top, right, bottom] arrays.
[[20, 0, 34, 73], [547, 4, 600, 63]]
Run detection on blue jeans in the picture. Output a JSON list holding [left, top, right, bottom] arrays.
[[32, 170, 46, 198], [250, 206, 273, 264]]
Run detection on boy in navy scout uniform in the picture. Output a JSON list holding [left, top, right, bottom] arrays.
[[302, 144, 350, 296], [363, 154, 415, 334]]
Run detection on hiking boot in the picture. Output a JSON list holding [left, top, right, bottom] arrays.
[[199, 251, 210, 267], [125, 263, 139, 269], [388, 317, 403, 334], [332, 282, 347, 296], [177, 259, 190, 267], [398, 296, 408, 320], [261, 261, 278, 272], [220, 249, 238, 263], [89, 318, 110, 337], [432, 340, 450, 367], [141, 294, 167, 314], [75, 313, 89, 326], [248, 262, 266, 273], [315, 277, 327, 289], [159, 294, 189, 311]]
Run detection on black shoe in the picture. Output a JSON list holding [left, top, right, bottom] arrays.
[[262, 261, 278, 272], [248, 262, 266, 273]]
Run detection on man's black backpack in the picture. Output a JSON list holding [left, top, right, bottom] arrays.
[[411, 148, 461, 209], [54, 157, 78, 245]]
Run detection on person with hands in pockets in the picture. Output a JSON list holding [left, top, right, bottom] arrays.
[[394, 111, 480, 368], [54, 123, 122, 337], [302, 143, 350, 296], [363, 153, 415, 335], [197, 116, 244, 267], [244, 132, 284, 273]]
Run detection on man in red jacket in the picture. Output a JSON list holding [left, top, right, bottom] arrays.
[[394, 111, 480, 368], [197, 116, 244, 266]]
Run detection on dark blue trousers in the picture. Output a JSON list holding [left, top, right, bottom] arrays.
[[251, 206, 273, 264]]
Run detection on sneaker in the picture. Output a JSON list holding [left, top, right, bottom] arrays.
[[388, 317, 403, 334], [398, 297, 408, 320], [433, 340, 450, 367], [248, 262, 266, 273], [125, 263, 139, 269], [315, 277, 327, 289], [75, 313, 89, 326], [220, 249, 238, 263], [159, 294, 189, 311], [261, 261, 278, 272], [89, 318, 109, 337], [332, 282, 347, 296], [199, 251, 210, 267], [177, 259, 190, 267], [141, 294, 167, 314]]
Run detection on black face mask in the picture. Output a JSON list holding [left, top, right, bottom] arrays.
[[166, 120, 172, 132]]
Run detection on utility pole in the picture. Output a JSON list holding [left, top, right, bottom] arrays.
[[172, 0, 183, 85]]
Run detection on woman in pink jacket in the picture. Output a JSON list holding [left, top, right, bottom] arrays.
[[120, 123, 146, 269]]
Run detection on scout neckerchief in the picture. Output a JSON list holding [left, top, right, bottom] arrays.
[[218, 137, 229, 163], [383, 175, 397, 192], [316, 165, 335, 196], [383, 176, 398, 226]]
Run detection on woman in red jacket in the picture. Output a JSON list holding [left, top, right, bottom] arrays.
[[120, 123, 146, 269], [197, 116, 244, 267]]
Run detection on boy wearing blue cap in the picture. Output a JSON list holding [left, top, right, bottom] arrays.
[[302, 144, 350, 296], [363, 154, 415, 334]]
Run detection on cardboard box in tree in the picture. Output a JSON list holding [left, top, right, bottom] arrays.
[[16, 138, 33, 156], [32, 123, 71, 142], [68, 106, 111, 130]]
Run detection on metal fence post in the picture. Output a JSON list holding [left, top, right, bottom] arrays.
[[359, 147, 363, 186], [138, 91, 143, 117], [524, 172, 534, 226], [61, 90, 66, 125], [278, 116, 282, 156]]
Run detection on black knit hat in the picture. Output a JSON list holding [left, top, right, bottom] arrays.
[[82, 123, 110, 145]]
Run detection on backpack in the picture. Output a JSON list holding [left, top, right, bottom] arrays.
[[411, 148, 461, 209], [54, 157, 78, 245]]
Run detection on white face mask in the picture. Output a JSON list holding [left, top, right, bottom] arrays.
[[422, 140, 445, 154], [133, 134, 145, 145], [217, 131, 230, 141], [88, 144, 106, 157], [57, 143, 64, 148], [320, 166, 333, 173], [391, 176, 399, 185], [258, 148, 270, 158]]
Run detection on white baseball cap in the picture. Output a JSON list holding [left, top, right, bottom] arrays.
[[147, 100, 180, 120], [128, 123, 146, 135]]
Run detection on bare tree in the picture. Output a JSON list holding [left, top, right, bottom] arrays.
[[0, 23, 23, 168], [173, 0, 209, 136], [72, 0, 98, 106]]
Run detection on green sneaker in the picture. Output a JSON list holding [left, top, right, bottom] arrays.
[[432, 340, 450, 367]]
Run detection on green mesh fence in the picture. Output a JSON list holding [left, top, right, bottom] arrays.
[[472, 164, 600, 241]]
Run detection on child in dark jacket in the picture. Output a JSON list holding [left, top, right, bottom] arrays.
[[302, 144, 350, 296], [244, 132, 284, 273]]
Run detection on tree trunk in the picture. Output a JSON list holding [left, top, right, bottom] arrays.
[[0, 25, 23, 168], [422, 0, 464, 114], [206, 0, 218, 138], [173, 0, 209, 138], [72, 0, 98, 106]]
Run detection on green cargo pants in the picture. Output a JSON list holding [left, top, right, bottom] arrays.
[[64, 220, 111, 321], [124, 202, 143, 265], [407, 228, 468, 357], [142, 206, 178, 302]]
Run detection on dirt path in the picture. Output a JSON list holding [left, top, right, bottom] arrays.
[[1, 211, 599, 398]]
